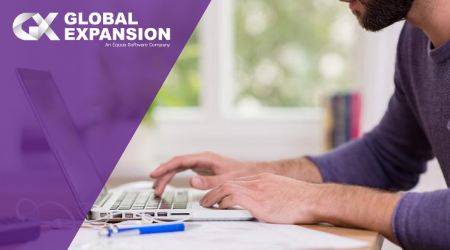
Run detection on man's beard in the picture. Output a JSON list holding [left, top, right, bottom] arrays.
[[355, 0, 415, 32]]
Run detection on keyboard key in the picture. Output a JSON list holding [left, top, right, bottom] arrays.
[[174, 198, 188, 203], [160, 203, 172, 209]]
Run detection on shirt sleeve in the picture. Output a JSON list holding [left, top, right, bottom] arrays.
[[393, 190, 450, 250]]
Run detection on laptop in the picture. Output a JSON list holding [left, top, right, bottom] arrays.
[[16, 68, 253, 221]]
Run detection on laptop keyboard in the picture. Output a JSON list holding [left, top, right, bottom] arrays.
[[109, 191, 188, 211]]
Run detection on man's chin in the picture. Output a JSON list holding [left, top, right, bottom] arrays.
[[361, 19, 396, 32], [353, 11, 392, 32], [350, 0, 414, 32]]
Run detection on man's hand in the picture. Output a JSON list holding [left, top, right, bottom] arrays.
[[150, 152, 323, 196], [200, 173, 402, 242], [200, 173, 320, 224], [150, 152, 274, 196]]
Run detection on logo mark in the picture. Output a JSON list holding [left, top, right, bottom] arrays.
[[13, 13, 60, 41]]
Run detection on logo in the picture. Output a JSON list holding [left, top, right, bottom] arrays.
[[11, 12, 171, 44], [13, 13, 60, 41]]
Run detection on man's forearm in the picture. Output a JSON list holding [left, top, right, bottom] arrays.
[[264, 157, 324, 183], [313, 184, 402, 243]]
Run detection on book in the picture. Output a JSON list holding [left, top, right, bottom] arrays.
[[326, 92, 361, 149]]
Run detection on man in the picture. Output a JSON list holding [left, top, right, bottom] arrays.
[[150, 0, 450, 249]]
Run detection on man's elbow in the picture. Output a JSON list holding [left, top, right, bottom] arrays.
[[382, 161, 426, 191]]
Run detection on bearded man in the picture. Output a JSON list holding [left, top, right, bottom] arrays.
[[151, 0, 450, 249]]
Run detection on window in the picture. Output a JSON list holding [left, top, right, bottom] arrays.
[[153, 0, 354, 112], [153, 30, 201, 107], [233, 0, 354, 110], [122, 0, 359, 174]]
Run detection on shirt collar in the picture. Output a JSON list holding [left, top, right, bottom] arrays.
[[428, 39, 450, 64]]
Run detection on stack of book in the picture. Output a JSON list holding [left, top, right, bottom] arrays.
[[325, 93, 362, 150]]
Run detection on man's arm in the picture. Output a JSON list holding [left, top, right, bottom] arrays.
[[262, 157, 324, 183], [314, 184, 402, 243], [307, 61, 434, 191], [261, 51, 435, 191], [201, 173, 450, 250], [199, 174, 402, 242], [315, 185, 450, 249], [272, 71, 434, 190]]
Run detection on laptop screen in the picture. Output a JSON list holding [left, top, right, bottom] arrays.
[[17, 68, 105, 213]]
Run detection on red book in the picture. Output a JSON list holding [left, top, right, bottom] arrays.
[[350, 93, 362, 139]]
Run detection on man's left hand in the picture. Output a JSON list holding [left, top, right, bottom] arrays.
[[200, 173, 322, 224]]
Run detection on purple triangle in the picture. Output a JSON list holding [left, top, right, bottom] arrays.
[[0, 0, 210, 249]]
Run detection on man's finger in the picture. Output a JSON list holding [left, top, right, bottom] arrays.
[[150, 153, 216, 178], [216, 192, 262, 221], [153, 171, 177, 196], [190, 174, 233, 190], [200, 180, 253, 204], [201, 182, 252, 207], [218, 193, 251, 209]]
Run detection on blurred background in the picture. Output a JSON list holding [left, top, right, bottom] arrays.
[[111, 1, 446, 249]]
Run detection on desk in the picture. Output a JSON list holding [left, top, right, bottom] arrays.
[[105, 177, 384, 250], [303, 225, 383, 250], [4, 226, 382, 250], [1, 179, 383, 250]]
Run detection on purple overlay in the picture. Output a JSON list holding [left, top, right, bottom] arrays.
[[0, 0, 210, 249]]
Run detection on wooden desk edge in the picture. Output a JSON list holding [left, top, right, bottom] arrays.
[[303, 224, 384, 250]]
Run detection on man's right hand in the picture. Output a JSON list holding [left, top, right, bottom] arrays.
[[149, 152, 323, 196], [150, 152, 269, 196]]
